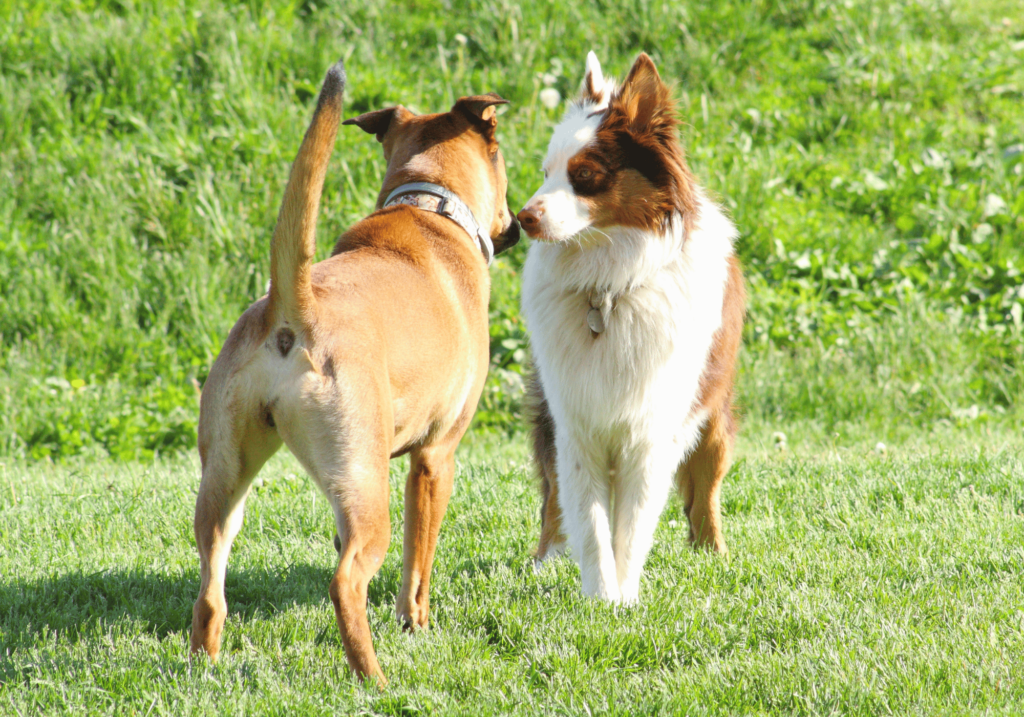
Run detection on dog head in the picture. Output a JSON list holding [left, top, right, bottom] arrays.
[[344, 94, 520, 256], [517, 52, 696, 243]]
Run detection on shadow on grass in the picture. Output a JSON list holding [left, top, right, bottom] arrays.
[[0, 561, 404, 652]]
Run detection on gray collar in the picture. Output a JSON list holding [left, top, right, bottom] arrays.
[[384, 182, 494, 265]]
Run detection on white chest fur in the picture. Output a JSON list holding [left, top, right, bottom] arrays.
[[522, 195, 737, 448]]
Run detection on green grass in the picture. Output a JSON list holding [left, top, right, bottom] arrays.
[[1, 0, 1023, 713], [1, 0, 1022, 459], [2, 434, 1023, 714]]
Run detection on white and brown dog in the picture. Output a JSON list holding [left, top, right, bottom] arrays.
[[190, 59, 519, 684], [517, 52, 745, 604]]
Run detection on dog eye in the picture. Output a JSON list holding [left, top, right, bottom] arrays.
[[577, 168, 593, 179], [542, 169, 549, 179]]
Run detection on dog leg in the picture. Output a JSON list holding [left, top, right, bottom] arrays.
[[555, 434, 619, 601], [396, 443, 456, 631], [527, 372, 567, 567], [191, 430, 280, 661], [278, 364, 393, 684], [612, 443, 679, 604], [325, 450, 391, 686], [676, 409, 733, 553], [535, 467, 568, 569]]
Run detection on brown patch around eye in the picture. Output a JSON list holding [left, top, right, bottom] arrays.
[[568, 95, 700, 234], [588, 168, 664, 230], [567, 153, 609, 196], [565, 147, 652, 228]]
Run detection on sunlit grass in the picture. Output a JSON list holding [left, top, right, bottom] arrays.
[[2, 433, 1022, 714], [1, 0, 1021, 459]]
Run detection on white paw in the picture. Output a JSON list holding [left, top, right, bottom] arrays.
[[618, 588, 640, 606], [581, 579, 621, 603]]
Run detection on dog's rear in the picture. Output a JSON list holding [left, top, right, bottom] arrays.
[[191, 59, 348, 669]]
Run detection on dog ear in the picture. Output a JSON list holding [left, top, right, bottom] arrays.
[[343, 107, 401, 142], [454, 93, 508, 143], [580, 51, 610, 105], [606, 54, 694, 224], [612, 53, 673, 135], [492, 202, 521, 255], [455, 93, 509, 123]]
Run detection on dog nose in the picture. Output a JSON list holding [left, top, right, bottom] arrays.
[[517, 204, 543, 233]]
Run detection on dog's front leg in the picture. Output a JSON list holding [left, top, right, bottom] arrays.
[[397, 443, 456, 631], [555, 433, 620, 601], [612, 440, 681, 604]]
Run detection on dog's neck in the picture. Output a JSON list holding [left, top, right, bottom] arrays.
[[384, 182, 495, 264], [541, 215, 688, 297]]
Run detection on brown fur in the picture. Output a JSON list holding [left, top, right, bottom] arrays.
[[676, 256, 746, 550], [525, 370, 564, 561], [190, 60, 518, 686], [576, 54, 698, 235]]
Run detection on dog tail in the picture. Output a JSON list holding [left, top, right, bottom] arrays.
[[268, 58, 346, 327]]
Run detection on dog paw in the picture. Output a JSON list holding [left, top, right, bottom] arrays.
[[533, 540, 568, 572], [618, 589, 640, 606], [581, 580, 621, 603], [396, 604, 429, 633]]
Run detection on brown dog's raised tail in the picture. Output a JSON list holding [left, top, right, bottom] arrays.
[[269, 59, 346, 327]]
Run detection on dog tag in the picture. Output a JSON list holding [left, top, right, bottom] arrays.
[[587, 290, 612, 336]]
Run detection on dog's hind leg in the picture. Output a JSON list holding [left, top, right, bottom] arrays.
[[535, 463, 568, 567], [396, 441, 456, 631], [324, 443, 391, 686], [191, 409, 281, 661], [526, 371, 567, 566], [676, 408, 733, 553], [273, 357, 392, 684]]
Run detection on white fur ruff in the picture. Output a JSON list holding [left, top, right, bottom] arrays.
[[521, 195, 737, 604]]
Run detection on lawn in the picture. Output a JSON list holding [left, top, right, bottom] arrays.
[[1, 0, 1023, 713], [2, 433, 1023, 714], [1, 0, 1022, 459]]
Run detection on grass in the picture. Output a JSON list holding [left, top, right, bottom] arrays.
[[2, 433, 1023, 714], [1, 0, 1023, 713], [1, 0, 1022, 459]]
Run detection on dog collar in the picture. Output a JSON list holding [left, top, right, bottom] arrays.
[[384, 182, 495, 265]]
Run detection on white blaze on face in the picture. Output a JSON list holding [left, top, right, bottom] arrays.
[[521, 52, 616, 243], [523, 106, 602, 241]]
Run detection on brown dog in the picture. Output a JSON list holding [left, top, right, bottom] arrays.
[[189, 58, 519, 685]]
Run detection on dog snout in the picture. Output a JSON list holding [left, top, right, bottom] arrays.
[[517, 204, 544, 236]]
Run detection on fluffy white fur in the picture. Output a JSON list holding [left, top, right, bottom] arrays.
[[521, 55, 738, 604]]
